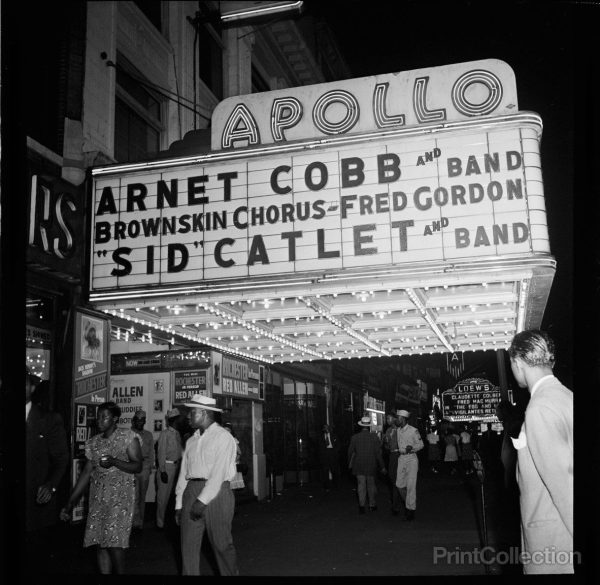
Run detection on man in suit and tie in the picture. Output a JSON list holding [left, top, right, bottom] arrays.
[[318, 424, 340, 490], [508, 329, 574, 574], [348, 416, 387, 514], [25, 370, 69, 571]]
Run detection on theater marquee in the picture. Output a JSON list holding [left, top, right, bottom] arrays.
[[90, 122, 547, 292], [89, 60, 554, 364]]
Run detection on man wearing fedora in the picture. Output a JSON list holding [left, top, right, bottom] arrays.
[[156, 408, 183, 529], [395, 409, 424, 520], [174, 394, 239, 576], [348, 415, 386, 514]]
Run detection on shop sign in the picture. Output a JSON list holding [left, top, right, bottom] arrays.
[[174, 370, 208, 402], [441, 377, 501, 422], [111, 352, 162, 372], [75, 372, 108, 398], [110, 373, 148, 427], [90, 123, 546, 294], [27, 168, 84, 279], [73, 309, 110, 395], [212, 355, 262, 399], [211, 59, 517, 149], [26, 324, 52, 345], [395, 383, 420, 404]]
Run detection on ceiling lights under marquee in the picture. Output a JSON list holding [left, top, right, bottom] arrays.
[[98, 265, 548, 364]]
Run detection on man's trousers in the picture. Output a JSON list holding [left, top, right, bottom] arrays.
[[133, 466, 151, 528], [180, 479, 238, 576], [356, 475, 377, 507], [156, 462, 179, 528], [388, 451, 402, 511], [396, 454, 418, 510]]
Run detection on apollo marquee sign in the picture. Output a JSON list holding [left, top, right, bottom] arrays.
[[90, 60, 549, 298], [211, 59, 517, 149]]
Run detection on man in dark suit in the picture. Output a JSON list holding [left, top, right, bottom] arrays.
[[25, 370, 69, 571], [317, 424, 340, 490], [348, 416, 386, 513]]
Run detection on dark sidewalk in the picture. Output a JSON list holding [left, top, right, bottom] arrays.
[[39, 468, 520, 576]]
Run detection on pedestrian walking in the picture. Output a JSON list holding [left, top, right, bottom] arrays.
[[131, 409, 154, 530], [508, 329, 573, 574], [347, 416, 386, 514], [317, 423, 341, 490], [382, 412, 399, 506], [381, 412, 397, 469], [60, 401, 142, 574], [395, 410, 424, 520], [459, 425, 474, 475], [443, 428, 460, 475], [156, 408, 183, 529], [426, 427, 441, 473], [175, 394, 239, 576], [224, 422, 246, 490], [25, 370, 69, 573]]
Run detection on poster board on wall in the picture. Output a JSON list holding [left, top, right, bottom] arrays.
[[109, 371, 171, 502], [71, 308, 111, 522]]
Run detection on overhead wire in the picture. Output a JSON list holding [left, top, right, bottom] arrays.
[[105, 60, 211, 122]]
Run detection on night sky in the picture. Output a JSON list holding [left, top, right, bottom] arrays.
[[301, 0, 593, 388]]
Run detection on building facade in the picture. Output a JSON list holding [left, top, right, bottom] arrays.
[[17, 0, 355, 505]]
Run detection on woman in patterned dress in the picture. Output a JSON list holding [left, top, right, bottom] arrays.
[[60, 402, 142, 574]]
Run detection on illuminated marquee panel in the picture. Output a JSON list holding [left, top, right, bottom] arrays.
[[211, 59, 517, 149], [90, 120, 548, 295]]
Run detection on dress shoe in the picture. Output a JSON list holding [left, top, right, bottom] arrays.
[[369, 506, 377, 512], [405, 509, 415, 521], [358, 506, 366, 514]]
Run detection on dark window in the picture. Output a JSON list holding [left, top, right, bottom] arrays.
[[19, 3, 70, 154], [114, 100, 160, 163], [198, 24, 223, 99], [114, 54, 163, 163], [133, 0, 163, 32], [252, 65, 270, 92]]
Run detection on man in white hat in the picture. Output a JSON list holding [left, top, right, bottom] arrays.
[[174, 394, 239, 575], [347, 415, 387, 514], [395, 409, 424, 520], [156, 408, 183, 529], [131, 409, 154, 530]]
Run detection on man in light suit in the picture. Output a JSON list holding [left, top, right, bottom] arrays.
[[508, 330, 574, 574]]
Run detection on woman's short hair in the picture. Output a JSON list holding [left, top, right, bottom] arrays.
[[508, 329, 555, 368], [97, 401, 121, 419]]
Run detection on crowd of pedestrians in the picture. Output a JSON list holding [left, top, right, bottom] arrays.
[[24, 329, 574, 576]]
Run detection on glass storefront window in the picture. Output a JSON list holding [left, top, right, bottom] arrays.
[[26, 294, 53, 380], [282, 378, 326, 485]]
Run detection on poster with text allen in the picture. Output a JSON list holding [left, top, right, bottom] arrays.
[[90, 123, 548, 294]]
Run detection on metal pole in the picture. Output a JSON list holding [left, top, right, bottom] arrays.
[[480, 482, 488, 548], [496, 349, 509, 401]]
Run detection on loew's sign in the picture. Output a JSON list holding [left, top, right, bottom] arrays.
[[211, 59, 517, 149], [90, 122, 548, 294], [441, 377, 502, 422]]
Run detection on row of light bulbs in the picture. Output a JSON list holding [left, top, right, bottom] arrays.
[[107, 308, 517, 360]]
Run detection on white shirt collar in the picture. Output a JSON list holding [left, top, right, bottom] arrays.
[[530, 374, 555, 397]]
